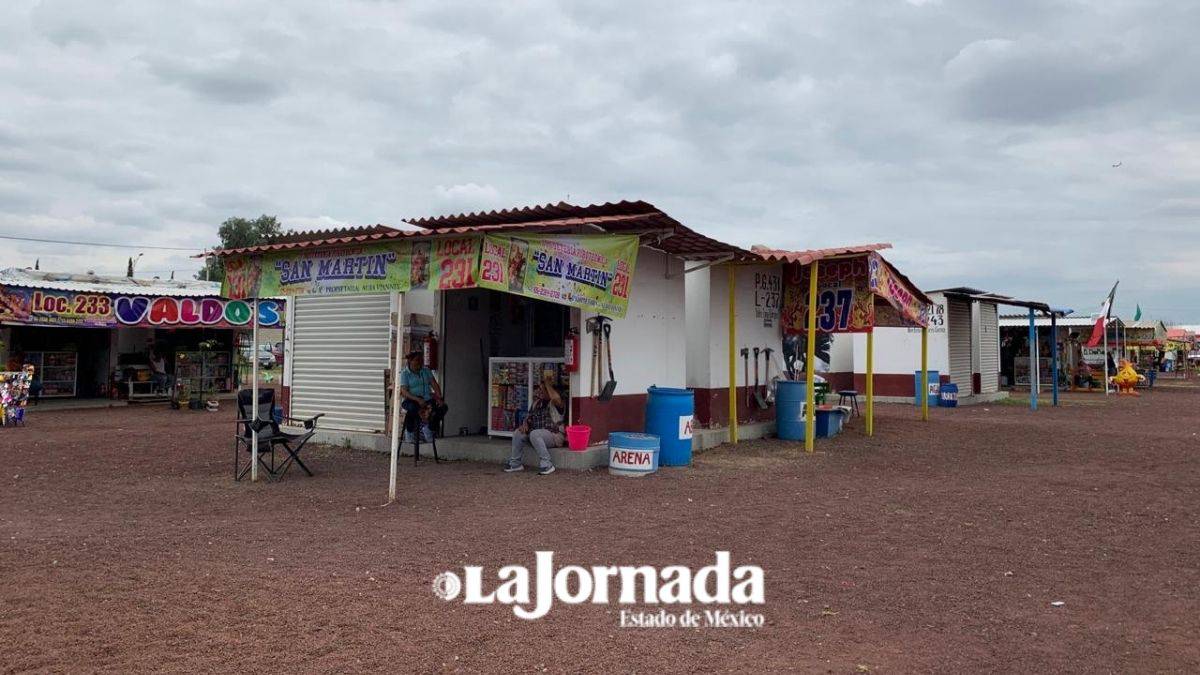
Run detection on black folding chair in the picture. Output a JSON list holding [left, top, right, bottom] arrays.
[[406, 405, 441, 465], [235, 389, 323, 481]]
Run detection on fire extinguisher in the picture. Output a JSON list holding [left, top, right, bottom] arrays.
[[423, 332, 439, 370], [564, 328, 580, 372]]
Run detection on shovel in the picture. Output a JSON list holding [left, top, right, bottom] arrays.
[[753, 347, 768, 409], [740, 347, 751, 407], [585, 317, 601, 397], [598, 319, 617, 401], [764, 347, 776, 404]]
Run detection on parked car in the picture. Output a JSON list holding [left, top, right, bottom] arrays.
[[257, 345, 275, 369]]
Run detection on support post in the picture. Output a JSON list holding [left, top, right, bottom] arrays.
[[920, 326, 929, 421], [1103, 319, 1110, 395], [1051, 314, 1059, 407], [866, 328, 874, 436], [804, 261, 818, 452], [1028, 308, 1038, 411], [251, 298, 260, 482], [727, 264, 738, 445], [389, 292, 404, 502]]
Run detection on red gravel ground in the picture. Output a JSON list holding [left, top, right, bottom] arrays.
[[3, 388, 1200, 673]]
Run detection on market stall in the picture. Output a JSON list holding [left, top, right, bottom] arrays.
[[755, 245, 933, 452], [0, 268, 282, 404], [212, 200, 754, 498]]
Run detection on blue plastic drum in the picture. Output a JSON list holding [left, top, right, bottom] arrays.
[[609, 432, 660, 477], [775, 380, 806, 441], [644, 386, 695, 466]]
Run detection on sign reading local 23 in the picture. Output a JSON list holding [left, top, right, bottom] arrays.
[[0, 285, 282, 329]]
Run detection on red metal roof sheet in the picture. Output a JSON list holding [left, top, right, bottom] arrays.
[[750, 243, 892, 264], [749, 243, 933, 306], [208, 201, 755, 260]]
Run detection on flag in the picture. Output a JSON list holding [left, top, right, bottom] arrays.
[[1134, 304, 1142, 321], [1085, 281, 1119, 348]]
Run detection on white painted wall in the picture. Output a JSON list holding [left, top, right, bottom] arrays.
[[684, 263, 784, 390], [827, 334, 853, 373], [850, 293, 950, 375], [577, 248, 688, 396], [684, 263, 711, 389]]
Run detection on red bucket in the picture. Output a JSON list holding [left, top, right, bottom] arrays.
[[565, 425, 591, 451]]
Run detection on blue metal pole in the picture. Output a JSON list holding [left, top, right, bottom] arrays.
[[1051, 314, 1059, 406], [1028, 307, 1038, 411]]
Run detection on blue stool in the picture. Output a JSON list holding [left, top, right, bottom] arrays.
[[837, 390, 860, 416]]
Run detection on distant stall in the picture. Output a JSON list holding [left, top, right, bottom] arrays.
[[754, 245, 933, 452], [0, 268, 282, 403]]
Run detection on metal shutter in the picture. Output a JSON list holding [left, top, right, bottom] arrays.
[[947, 298, 973, 389], [977, 302, 999, 394], [291, 294, 391, 432]]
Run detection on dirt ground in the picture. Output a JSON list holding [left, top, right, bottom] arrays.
[[3, 388, 1199, 673]]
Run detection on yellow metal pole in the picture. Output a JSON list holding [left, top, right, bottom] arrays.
[[728, 264, 738, 444], [920, 325, 929, 421], [805, 261, 819, 453], [866, 328, 874, 437]]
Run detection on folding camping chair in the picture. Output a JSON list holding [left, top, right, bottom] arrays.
[[235, 389, 323, 481]]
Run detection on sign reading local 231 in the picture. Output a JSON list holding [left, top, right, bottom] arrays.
[[0, 285, 282, 328]]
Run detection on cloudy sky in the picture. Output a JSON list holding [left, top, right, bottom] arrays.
[[1, 0, 1197, 320]]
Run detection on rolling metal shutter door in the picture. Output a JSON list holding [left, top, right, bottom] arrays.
[[977, 302, 999, 393], [291, 294, 391, 432], [948, 299, 973, 389]]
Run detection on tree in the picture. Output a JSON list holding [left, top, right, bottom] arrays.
[[198, 215, 282, 282]]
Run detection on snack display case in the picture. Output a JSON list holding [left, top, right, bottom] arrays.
[[487, 357, 569, 437], [175, 349, 234, 396], [22, 351, 77, 398]]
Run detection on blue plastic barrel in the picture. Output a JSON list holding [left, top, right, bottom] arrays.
[[939, 383, 959, 407], [775, 380, 806, 441], [913, 370, 940, 407], [644, 386, 695, 466], [609, 432, 660, 476]]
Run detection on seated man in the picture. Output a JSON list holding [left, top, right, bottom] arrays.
[[149, 350, 171, 394], [504, 373, 565, 476], [399, 350, 447, 442], [1073, 360, 1094, 389]]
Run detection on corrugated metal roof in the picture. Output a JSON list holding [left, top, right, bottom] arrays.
[[750, 243, 892, 264], [747, 243, 933, 307], [999, 315, 1104, 328], [940, 289, 1064, 315], [0, 268, 221, 297], [270, 224, 406, 245], [406, 200, 663, 229], [209, 201, 756, 261]]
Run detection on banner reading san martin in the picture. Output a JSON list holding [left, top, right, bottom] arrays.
[[477, 234, 638, 318], [223, 242, 415, 299]]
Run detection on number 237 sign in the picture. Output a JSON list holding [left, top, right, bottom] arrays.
[[780, 260, 875, 334]]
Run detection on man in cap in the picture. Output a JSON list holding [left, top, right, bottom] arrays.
[[399, 350, 447, 443]]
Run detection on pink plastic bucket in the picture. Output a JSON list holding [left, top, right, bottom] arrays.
[[566, 425, 591, 451]]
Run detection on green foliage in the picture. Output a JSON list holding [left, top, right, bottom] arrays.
[[197, 215, 281, 282]]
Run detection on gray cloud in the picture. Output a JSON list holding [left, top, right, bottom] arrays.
[[0, 0, 1197, 317], [142, 52, 289, 104]]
